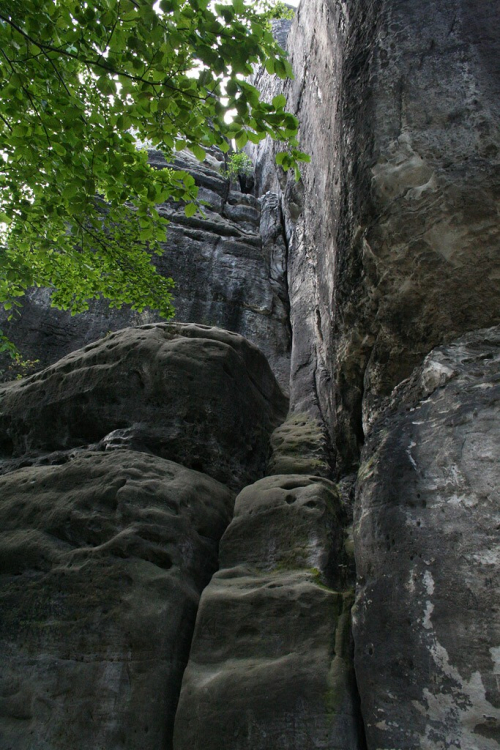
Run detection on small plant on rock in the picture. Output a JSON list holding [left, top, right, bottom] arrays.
[[0, 353, 40, 382], [221, 152, 254, 181]]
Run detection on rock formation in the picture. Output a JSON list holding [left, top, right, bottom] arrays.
[[0, 325, 287, 749], [1, 0, 499, 748], [0, 450, 232, 750], [354, 326, 500, 749], [0, 323, 287, 490], [248, 0, 500, 746], [174, 474, 361, 750], [0, 151, 290, 391], [251, 0, 500, 472]]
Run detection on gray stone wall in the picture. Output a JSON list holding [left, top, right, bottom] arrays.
[[251, 0, 500, 474]]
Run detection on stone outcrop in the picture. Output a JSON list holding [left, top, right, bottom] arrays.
[[1, 0, 500, 747], [173, 474, 363, 750], [248, 1, 500, 748], [0, 324, 287, 749], [0, 451, 232, 750], [353, 326, 500, 749], [0, 322, 287, 491], [0, 151, 291, 390], [267, 412, 331, 478]]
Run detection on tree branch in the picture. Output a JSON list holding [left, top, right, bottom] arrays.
[[0, 113, 12, 132], [0, 13, 210, 101]]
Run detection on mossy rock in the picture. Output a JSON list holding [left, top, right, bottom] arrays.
[[267, 412, 331, 477]]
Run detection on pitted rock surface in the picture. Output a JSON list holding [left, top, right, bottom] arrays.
[[353, 326, 500, 749], [0, 450, 233, 750], [267, 412, 331, 478], [0, 322, 287, 490], [173, 475, 364, 750]]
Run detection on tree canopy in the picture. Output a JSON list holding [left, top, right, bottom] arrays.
[[0, 0, 308, 353]]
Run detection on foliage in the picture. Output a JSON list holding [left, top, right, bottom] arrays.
[[0, 0, 309, 346], [221, 151, 254, 180], [266, 1, 295, 20], [0, 330, 18, 357], [0, 351, 40, 382]]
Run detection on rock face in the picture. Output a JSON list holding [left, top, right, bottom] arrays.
[[173, 474, 363, 750], [0, 151, 290, 390], [0, 324, 287, 750], [248, 1, 500, 748], [252, 0, 500, 473], [1, 0, 500, 747], [354, 326, 500, 749], [0, 323, 287, 491], [0, 451, 232, 750], [267, 412, 331, 478]]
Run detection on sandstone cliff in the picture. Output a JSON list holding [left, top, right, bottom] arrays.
[[0, 0, 499, 749], [248, 1, 500, 746], [0, 151, 290, 391]]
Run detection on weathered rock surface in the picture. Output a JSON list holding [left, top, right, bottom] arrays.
[[252, 0, 500, 473], [267, 412, 331, 478], [1, 0, 500, 746], [173, 474, 364, 750], [0, 322, 287, 490], [0, 322, 291, 749], [0, 151, 291, 390], [353, 326, 500, 749], [0, 450, 233, 750]]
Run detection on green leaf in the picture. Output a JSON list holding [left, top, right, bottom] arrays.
[[52, 142, 67, 156], [272, 94, 287, 109], [184, 202, 197, 218], [264, 58, 275, 75], [274, 59, 287, 78], [190, 144, 206, 161], [234, 130, 248, 149], [62, 183, 79, 200]]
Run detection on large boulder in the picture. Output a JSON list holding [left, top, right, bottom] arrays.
[[353, 326, 500, 749], [173, 475, 364, 750], [0, 323, 288, 490], [0, 322, 288, 748], [0, 450, 233, 750]]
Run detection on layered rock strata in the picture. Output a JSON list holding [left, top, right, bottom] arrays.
[[0, 151, 291, 390], [0, 324, 287, 750], [354, 326, 500, 749]]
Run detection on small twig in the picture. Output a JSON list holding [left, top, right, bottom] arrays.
[[0, 113, 13, 132]]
